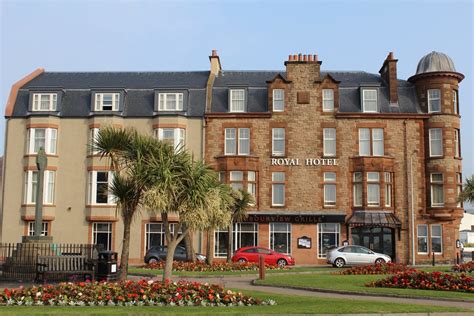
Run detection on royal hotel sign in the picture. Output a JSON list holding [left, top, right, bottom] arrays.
[[271, 158, 338, 166]]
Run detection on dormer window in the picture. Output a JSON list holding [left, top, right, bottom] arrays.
[[362, 89, 378, 112], [273, 89, 285, 112], [158, 93, 183, 111], [230, 89, 245, 112], [32, 93, 57, 111], [428, 89, 441, 113], [322, 89, 334, 112], [95, 93, 119, 111]]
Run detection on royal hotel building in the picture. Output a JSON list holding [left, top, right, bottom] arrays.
[[0, 51, 465, 265]]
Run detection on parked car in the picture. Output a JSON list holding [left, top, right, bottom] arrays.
[[327, 245, 392, 268], [231, 246, 295, 266], [144, 245, 206, 264]]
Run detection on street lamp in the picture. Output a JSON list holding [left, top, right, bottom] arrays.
[[410, 149, 418, 266]]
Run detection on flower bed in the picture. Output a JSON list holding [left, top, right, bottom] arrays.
[[452, 261, 473, 273], [140, 261, 289, 272], [367, 271, 474, 293], [336, 263, 417, 275], [0, 279, 276, 306]]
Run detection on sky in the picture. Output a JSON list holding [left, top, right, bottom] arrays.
[[1, 0, 473, 203]]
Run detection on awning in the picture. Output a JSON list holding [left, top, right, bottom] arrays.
[[347, 211, 401, 228]]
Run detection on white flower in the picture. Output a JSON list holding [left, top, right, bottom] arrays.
[[147, 280, 154, 285], [36, 292, 42, 297]]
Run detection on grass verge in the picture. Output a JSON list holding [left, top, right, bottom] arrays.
[[0, 289, 469, 315]]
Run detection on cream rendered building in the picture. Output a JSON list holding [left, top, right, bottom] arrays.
[[1, 67, 215, 264]]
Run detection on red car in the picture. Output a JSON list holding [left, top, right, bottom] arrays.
[[231, 246, 295, 266]]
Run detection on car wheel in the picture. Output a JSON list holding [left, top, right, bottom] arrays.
[[238, 258, 247, 263], [148, 257, 160, 264], [277, 259, 287, 267], [375, 258, 385, 264], [334, 258, 345, 268]]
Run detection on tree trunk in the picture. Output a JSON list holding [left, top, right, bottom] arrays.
[[227, 224, 233, 262], [206, 229, 213, 265], [163, 239, 177, 282], [183, 228, 195, 262], [119, 214, 132, 281]]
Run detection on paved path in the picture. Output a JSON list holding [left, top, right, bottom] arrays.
[[128, 274, 474, 310]]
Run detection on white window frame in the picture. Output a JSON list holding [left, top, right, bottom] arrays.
[[32, 93, 57, 111], [230, 171, 244, 191], [367, 172, 380, 207], [430, 224, 443, 254], [214, 227, 229, 258], [429, 128, 443, 157], [88, 171, 116, 205], [24, 170, 55, 205], [27, 128, 57, 155], [322, 89, 334, 112], [158, 93, 184, 111], [384, 172, 392, 207], [372, 128, 384, 156], [430, 173, 444, 207], [353, 172, 363, 207], [362, 89, 378, 113], [273, 89, 285, 112], [427, 89, 441, 113], [456, 173, 463, 208], [238, 128, 250, 155], [269, 223, 291, 254], [417, 224, 428, 254], [453, 90, 458, 115], [323, 128, 336, 157], [28, 221, 49, 236], [92, 222, 112, 251], [89, 128, 100, 155], [318, 223, 340, 258], [155, 128, 186, 151], [224, 128, 236, 155], [272, 172, 285, 206], [454, 129, 460, 158], [247, 171, 257, 205], [94, 93, 120, 111], [323, 172, 336, 207], [358, 128, 371, 156], [230, 89, 245, 112], [272, 128, 285, 156]]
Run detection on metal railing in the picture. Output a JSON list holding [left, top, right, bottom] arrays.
[[0, 243, 103, 281]]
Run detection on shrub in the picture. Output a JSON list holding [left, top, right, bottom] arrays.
[[140, 261, 288, 272], [336, 263, 417, 275], [0, 279, 276, 306], [367, 271, 474, 293], [452, 261, 474, 273]]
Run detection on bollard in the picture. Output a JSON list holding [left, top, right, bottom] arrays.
[[456, 252, 460, 265], [258, 255, 265, 280], [432, 252, 435, 266]]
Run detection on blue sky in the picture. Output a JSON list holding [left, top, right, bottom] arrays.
[[1, 0, 473, 188]]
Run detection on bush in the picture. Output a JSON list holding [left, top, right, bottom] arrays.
[[367, 271, 474, 293], [140, 261, 288, 272], [452, 261, 474, 273], [336, 263, 417, 275], [0, 279, 276, 306]]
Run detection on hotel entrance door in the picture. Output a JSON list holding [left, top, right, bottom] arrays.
[[351, 227, 395, 260]]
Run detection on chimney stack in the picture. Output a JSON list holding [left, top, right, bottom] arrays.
[[209, 49, 222, 75], [379, 51, 398, 104]]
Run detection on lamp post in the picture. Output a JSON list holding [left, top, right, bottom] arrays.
[[410, 150, 418, 266]]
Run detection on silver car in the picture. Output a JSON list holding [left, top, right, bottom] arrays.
[[327, 245, 392, 268]]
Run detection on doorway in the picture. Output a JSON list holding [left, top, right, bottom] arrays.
[[351, 227, 395, 260]]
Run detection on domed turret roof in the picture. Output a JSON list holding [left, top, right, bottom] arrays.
[[416, 51, 456, 75]]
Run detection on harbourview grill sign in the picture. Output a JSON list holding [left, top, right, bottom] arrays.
[[271, 158, 338, 166]]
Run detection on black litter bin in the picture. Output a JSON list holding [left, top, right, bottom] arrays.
[[97, 251, 118, 281]]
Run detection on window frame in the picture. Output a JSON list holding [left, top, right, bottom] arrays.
[[224, 128, 250, 156], [322, 89, 335, 112], [430, 224, 443, 254], [269, 223, 292, 254], [427, 89, 441, 113], [428, 128, 443, 157], [32, 93, 57, 111], [247, 171, 257, 205], [272, 172, 285, 206], [353, 172, 363, 207], [367, 172, 380, 207], [158, 93, 184, 111], [229, 89, 246, 113], [457, 173, 463, 208], [155, 128, 186, 152], [323, 172, 337, 207], [323, 128, 336, 157], [318, 223, 340, 258], [94, 92, 120, 111], [92, 222, 112, 251], [358, 128, 384, 156], [417, 224, 428, 254], [273, 89, 285, 112], [88, 171, 116, 205], [24, 170, 55, 205], [384, 172, 393, 207], [430, 173, 444, 207], [454, 128, 461, 158], [362, 89, 378, 113], [27, 128, 58, 155], [28, 221, 49, 237], [229, 171, 244, 191], [453, 90, 459, 114], [272, 128, 285, 157]]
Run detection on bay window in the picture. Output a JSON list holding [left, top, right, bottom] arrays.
[[88, 171, 115, 205], [27, 128, 57, 155], [24, 170, 55, 205], [430, 173, 444, 207], [155, 128, 185, 151], [367, 172, 380, 207]]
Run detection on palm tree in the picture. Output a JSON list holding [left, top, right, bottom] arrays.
[[93, 126, 171, 280], [227, 190, 254, 262], [458, 175, 474, 205]]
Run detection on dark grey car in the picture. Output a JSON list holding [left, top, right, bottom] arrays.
[[144, 245, 206, 263]]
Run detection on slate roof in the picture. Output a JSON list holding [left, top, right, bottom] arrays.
[[10, 69, 421, 118]]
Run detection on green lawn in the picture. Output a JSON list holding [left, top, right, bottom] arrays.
[[0, 289, 468, 315], [256, 271, 474, 301], [129, 265, 333, 276]]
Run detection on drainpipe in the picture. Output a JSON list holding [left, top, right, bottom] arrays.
[[410, 150, 418, 266]]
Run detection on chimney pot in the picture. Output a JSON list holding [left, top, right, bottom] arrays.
[[298, 53, 302, 61], [314, 54, 318, 61], [308, 55, 313, 62], [388, 52, 394, 60], [293, 54, 298, 60], [303, 54, 308, 61], [212, 49, 217, 57], [288, 55, 293, 61]]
